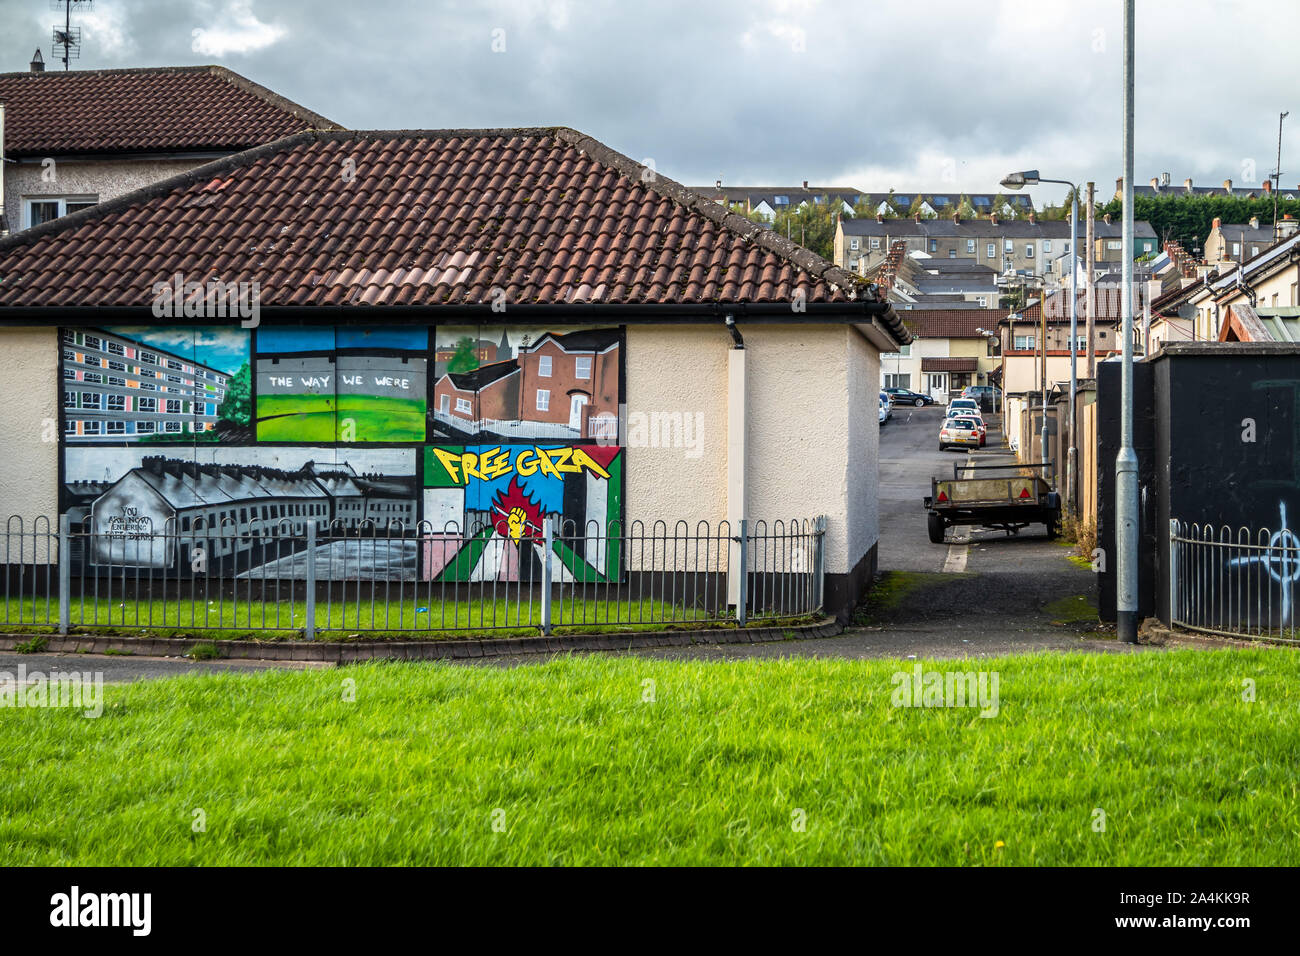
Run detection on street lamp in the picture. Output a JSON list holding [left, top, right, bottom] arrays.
[[1002, 169, 1080, 514]]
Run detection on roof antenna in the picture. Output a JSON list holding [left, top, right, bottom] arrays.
[[50, 0, 92, 71]]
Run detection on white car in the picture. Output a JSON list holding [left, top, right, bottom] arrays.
[[945, 405, 986, 445], [878, 397, 889, 424]]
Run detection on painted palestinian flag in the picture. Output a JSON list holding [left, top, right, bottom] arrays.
[[421, 444, 623, 583]]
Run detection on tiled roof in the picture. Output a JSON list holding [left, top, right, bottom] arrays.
[[841, 217, 1155, 239], [901, 309, 998, 338], [921, 357, 978, 371], [0, 128, 893, 318], [0, 65, 338, 156]]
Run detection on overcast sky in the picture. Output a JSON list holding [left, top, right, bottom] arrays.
[[2, 0, 1296, 207]]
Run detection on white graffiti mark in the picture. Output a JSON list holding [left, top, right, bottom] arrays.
[[1229, 502, 1300, 625]]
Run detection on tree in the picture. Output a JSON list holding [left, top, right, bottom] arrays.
[[217, 361, 250, 427], [1099, 194, 1300, 254], [446, 336, 481, 374], [956, 194, 977, 219], [767, 196, 840, 260], [907, 194, 936, 219]]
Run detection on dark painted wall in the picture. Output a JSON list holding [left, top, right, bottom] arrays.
[[1096, 359, 1158, 622]]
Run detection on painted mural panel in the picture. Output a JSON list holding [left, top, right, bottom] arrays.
[[61, 326, 250, 443], [59, 322, 624, 585], [430, 327, 621, 443], [254, 327, 427, 442], [421, 444, 623, 583]]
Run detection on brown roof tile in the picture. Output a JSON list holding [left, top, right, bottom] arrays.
[[0, 65, 337, 156], [0, 127, 892, 317], [900, 309, 999, 338]]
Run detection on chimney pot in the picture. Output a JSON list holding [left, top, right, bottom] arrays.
[[1184, 178, 1193, 192], [1212, 216, 1222, 229], [952, 212, 960, 223], [1103, 213, 1112, 225], [29, 49, 43, 72], [802, 180, 809, 190], [1162, 172, 1171, 186], [715, 179, 721, 190], [876, 213, 883, 222], [1249, 216, 1259, 230], [914, 214, 921, 224], [1150, 177, 1159, 190], [1263, 180, 1272, 194], [1223, 179, 1232, 192], [1027, 211, 1036, 224]]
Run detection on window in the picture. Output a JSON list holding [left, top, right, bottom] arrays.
[[1231, 242, 1241, 256], [62, 330, 76, 344], [1013, 335, 1037, 350], [165, 359, 182, 370], [138, 351, 157, 365], [1004, 239, 1014, 253], [455, 397, 472, 414], [107, 395, 125, 411], [987, 243, 996, 258], [107, 341, 124, 356], [439, 394, 450, 413], [1043, 240, 1052, 253], [1107, 240, 1121, 250], [1064, 241, 1071, 253], [79, 392, 99, 409], [975, 296, 986, 307], [948, 249, 957, 258], [870, 238, 881, 250], [929, 239, 938, 252], [108, 360, 126, 371], [64, 390, 76, 409], [82, 371, 102, 384], [966, 239, 976, 253], [106, 421, 125, 435], [538, 355, 553, 377], [136, 422, 155, 434], [1025, 245, 1034, 258], [536, 389, 550, 411], [164, 422, 182, 433], [850, 238, 860, 251], [1251, 246, 1259, 257], [575, 356, 592, 379], [64, 419, 77, 436], [166, 400, 181, 414], [884, 373, 911, 389], [83, 335, 101, 351], [108, 376, 125, 387], [25, 196, 97, 227], [139, 382, 156, 391]]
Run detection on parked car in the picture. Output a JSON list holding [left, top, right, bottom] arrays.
[[884, 387, 936, 407], [879, 391, 893, 421], [946, 397, 980, 416], [878, 398, 888, 425], [962, 385, 1001, 403], [945, 405, 987, 445], [939, 416, 982, 451]]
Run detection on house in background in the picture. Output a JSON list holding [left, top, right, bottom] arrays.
[[1204, 214, 1300, 267], [0, 62, 337, 234], [880, 309, 1000, 401], [693, 182, 863, 220]]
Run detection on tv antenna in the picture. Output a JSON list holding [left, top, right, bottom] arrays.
[[50, 0, 92, 70]]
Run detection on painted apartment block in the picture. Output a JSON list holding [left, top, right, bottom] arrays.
[[61, 328, 228, 441]]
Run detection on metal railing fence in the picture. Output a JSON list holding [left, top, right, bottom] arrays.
[[1169, 518, 1300, 643], [0, 514, 826, 638]]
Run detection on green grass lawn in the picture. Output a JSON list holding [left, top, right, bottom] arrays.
[[1, 649, 1296, 865], [1, 593, 732, 639], [255, 393, 425, 441]]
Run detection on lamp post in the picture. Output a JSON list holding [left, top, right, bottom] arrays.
[[1002, 170, 1079, 508], [1116, 0, 1139, 643]]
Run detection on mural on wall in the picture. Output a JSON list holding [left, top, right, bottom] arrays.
[[255, 327, 428, 442], [422, 443, 623, 583], [59, 324, 625, 583], [62, 326, 250, 443], [430, 327, 620, 443]]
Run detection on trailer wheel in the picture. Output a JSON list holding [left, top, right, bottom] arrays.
[[927, 512, 947, 544], [1045, 514, 1060, 540]]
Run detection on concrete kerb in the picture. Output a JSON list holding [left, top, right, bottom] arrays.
[[0, 618, 843, 663]]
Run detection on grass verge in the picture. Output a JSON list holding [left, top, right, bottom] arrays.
[[1, 649, 1295, 865]]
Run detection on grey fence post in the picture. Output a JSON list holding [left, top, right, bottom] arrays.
[[58, 512, 70, 635], [541, 521, 553, 635], [1168, 519, 1177, 627], [736, 518, 748, 628], [813, 515, 827, 612], [304, 521, 317, 641]]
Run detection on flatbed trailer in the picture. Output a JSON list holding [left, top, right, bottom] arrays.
[[922, 462, 1060, 543]]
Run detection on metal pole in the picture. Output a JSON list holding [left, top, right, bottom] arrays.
[[1085, 182, 1096, 379], [1116, 0, 1140, 643], [304, 521, 316, 641], [58, 512, 70, 635], [541, 520, 553, 636], [1068, 187, 1079, 514], [736, 518, 748, 627], [1040, 300, 1049, 476]]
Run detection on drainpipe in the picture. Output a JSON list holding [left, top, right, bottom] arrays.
[[725, 314, 747, 611], [0, 103, 7, 238]]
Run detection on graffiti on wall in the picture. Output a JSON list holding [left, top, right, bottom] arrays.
[[58, 325, 625, 582]]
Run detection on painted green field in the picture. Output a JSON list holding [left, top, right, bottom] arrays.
[[256, 393, 425, 442], [1, 649, 1296, 865]]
